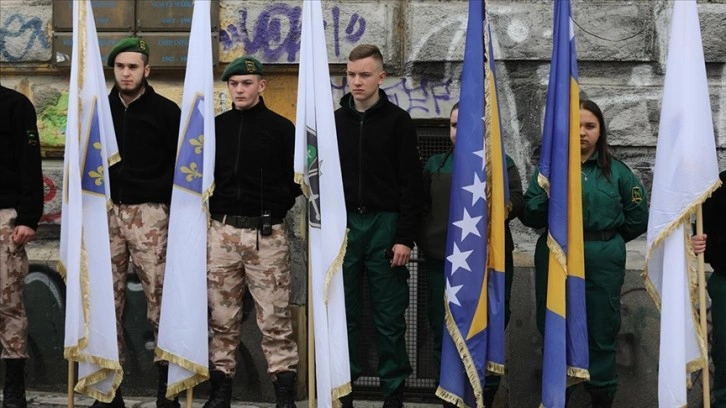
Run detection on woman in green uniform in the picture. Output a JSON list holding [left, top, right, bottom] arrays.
[[419, 102, 524, 406], [521, 99, 648, 407]]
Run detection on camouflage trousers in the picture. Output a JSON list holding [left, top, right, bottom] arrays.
[[109, 203, 169, 363], [207, 220, 299, 376], [0, 209, 29, 359]]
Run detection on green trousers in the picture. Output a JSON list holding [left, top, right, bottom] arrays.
[[425, 251, 514, 390], [710, 271, 726, 407], [535, 233, 626, 397], [343, 212, 412, 397]]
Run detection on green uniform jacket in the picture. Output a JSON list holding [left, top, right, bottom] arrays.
[[521, 153, 648, 242], [521, 153, 648, 391]]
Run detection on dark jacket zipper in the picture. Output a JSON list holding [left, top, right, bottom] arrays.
[[118, 106, 128, 204], [358, 118, 364, 211], [234, 113, 244, 201]]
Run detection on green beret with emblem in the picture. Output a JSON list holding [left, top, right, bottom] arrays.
[[107, 37, 150, 67], [221, 56, 264, 81]]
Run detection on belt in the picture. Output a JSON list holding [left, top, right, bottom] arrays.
[[211, 214, 283, 229], [583, 229, 618, 241]]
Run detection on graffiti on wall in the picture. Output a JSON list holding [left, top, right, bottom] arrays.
[[40, 175, 61, 225], [0, 14, 50, 62], [331, 76, 455, 118], [220, 3, 366, 63], [37, 92, 69, 149]]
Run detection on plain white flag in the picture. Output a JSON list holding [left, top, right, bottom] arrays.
[[293, 1, 351, 406], [155, 0, 214, 396], [643, 1, 721, 407]]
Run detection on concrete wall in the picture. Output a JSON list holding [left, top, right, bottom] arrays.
[[1, 0, 725, 405]]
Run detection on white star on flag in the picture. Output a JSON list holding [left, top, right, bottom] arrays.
[[462, 173, 486, 206], [447, 243, 473, 275], [452, 208, 482, 241], [473, 148, 485, 171], [446, 279, 464, 307]]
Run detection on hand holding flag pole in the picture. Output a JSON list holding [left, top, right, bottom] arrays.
[[308, 249, 316, 408], [68, 362, 75, 408], [696, 206, 711, 408]]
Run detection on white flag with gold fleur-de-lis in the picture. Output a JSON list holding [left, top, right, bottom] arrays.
[[156, 0, 214, 396], [60, 0, 123, 402]]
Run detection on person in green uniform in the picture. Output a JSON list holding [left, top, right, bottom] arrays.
[[419, 102, 524, 406], [691, 170, 726, 408], [335, 44, 425, 408], [521, 99, 648, 408]]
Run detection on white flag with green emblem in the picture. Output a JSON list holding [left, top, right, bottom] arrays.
[[156, 0, 214, 395], [293, 1, 351, 406]]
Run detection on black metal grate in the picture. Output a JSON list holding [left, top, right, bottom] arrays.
[[418, 124, 453, 170], [353, 124, 451, 401]]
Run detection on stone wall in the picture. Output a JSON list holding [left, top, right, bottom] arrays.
[[1, 0, 725, 405]]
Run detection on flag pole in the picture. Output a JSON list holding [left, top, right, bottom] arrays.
[[186, 388, 193, 408], [307, 237, 316, 408], [68, 360, 75, 408], [696, 204, 711, 408]]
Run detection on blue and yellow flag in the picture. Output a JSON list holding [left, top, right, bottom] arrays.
[[436, 1, 509, 406], [538, 1, 589, 406]]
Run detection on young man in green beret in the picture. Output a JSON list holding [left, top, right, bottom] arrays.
[[204, 55, 300, 408], [97, 37, 182, 408], [0, 84, 44, 408]]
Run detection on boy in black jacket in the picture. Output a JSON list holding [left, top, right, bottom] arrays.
[[0, 84, 44, 408], [335, 44, 424, 408], [101, 37, 181, 408]]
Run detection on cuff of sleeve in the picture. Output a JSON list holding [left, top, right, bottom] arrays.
[[395, 238, 415, 250], [14, 215, 39, 231]]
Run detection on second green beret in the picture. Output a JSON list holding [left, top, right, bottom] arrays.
[[107, 37, 150, 67], [221, 56, 264, 81]]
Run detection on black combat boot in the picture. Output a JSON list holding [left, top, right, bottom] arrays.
[[483, 387, 497, 407], [564, 385, 575, 408], [273, 371, 297, 408], [202, 371, 232, 408], [340, 392, 354, 408], [89, 387, 125, 408], [382, 383, 404, 408], [2, 359, 27, 408], [589, 388, 614, 408], [156, 363, 180, 408]]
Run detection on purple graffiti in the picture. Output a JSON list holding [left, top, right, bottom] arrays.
[[221, 4, 302, 62], [331, 6, 366, 57], [220, 4, 367, 62], [384, 77, 453, 116], [332, 77, 453, 116], [332, 7, 340, 56], [344, 13, 366, 41]]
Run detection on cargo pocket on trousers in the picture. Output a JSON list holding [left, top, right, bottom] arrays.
[[608, 296, 622, 337]]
